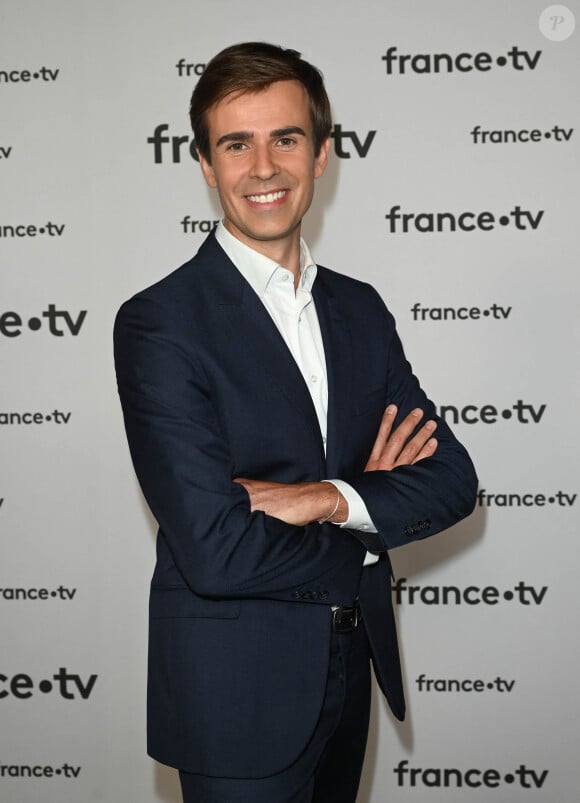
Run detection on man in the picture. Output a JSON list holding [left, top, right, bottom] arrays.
[[114, 42, 477, 803]]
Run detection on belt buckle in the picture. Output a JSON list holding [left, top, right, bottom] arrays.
[[331, 602, 360, 634]]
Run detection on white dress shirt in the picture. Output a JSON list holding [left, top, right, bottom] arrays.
[[215, 222, 378, 565]]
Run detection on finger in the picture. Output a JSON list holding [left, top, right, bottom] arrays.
[[393, 420, 437, 467], [411, 437, 438, 463], [378, 408, 424, 465], [367, 404, 398, 464]]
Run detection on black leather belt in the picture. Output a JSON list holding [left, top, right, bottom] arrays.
[[331, 601, 362, 634]]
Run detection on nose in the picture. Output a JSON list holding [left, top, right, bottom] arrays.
[[250, 143, 280, 181]]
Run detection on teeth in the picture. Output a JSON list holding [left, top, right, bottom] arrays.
[[247, 190, 286, 204]]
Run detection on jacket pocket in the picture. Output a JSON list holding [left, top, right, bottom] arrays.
[[150, 586, 241, 620]]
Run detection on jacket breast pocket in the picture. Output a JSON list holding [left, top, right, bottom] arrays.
[[149, 586, 241, 620]]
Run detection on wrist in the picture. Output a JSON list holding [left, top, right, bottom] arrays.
[[319, 480, 348, 525], [318, 481, 340, 523]]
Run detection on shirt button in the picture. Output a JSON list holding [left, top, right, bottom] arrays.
[[310, 374, 318, 383], [361, 524, 369, 530], [282, 274, 289, 282]]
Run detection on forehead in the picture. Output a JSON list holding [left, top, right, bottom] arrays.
[[206, 80, 312, 138]]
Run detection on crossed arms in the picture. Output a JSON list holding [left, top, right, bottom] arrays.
[[235, 405, 438, 526], [114, 269, 477, 601]]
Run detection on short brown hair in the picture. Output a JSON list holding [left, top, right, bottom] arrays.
[[190, 42, 332, 163]]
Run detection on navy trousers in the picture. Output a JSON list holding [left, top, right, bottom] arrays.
[[179, 619, 372, 803]]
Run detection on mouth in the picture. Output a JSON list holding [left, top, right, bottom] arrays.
[[245, 190, 288, 204]]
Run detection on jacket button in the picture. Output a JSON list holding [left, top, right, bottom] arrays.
[[318, 590, 329, 600]]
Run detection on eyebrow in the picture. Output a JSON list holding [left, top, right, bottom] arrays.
[[215, 126, 307, 148]]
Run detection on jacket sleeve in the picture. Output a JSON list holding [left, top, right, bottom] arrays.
[[346, 288, 478, 552], [113, 294, 365, 603]]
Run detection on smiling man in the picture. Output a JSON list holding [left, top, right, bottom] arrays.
[[114, 42, 477, 803], [198, 80, 327, 273]]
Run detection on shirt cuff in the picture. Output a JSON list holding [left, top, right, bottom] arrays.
[[325, 479, 378, 534]]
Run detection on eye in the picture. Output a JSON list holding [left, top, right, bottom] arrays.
[[277, 137, 296, 148], [225, 141, 248, 153]]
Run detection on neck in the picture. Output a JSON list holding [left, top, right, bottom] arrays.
[[223, 222, 302, 284], [261, 238, 301, 284]]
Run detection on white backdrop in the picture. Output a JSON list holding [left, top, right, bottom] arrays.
[[1, 1, 579, 800]]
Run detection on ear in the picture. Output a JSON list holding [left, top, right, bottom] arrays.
[[313, 136, 331, 179], [199, 153, 218, 188]]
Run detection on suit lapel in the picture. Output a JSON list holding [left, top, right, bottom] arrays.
[[203, 237, 324, 454], [198, 234, 353, 473], [313, 276, 353, 478]]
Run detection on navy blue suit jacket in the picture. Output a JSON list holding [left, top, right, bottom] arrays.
[[114, 231, 477, 778]]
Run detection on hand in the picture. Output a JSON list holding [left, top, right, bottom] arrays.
[[364, 405, 437, 472]]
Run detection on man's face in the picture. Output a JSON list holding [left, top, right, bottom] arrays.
[[199, 80, 330, 261]]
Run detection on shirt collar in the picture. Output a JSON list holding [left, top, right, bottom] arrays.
[[215, 221, 317, 298]]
